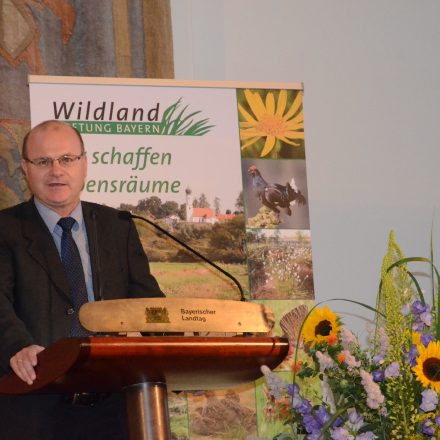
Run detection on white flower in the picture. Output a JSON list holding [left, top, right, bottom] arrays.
[[360, 369, 384, 409], [260, 365, 288, 399], [316, 350, 335, 371], [340, 326, 358, 349], [343, 350, 361, 369]]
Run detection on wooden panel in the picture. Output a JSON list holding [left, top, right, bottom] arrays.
[[0, 336, 289, 394], [28, 74, 304, 90], [142, 0, 174, 78], [112, 0, 133, 77], [79, 298, 275, 333]]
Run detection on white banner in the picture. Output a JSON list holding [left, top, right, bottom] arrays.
[[28, 76, 314, 439], [29, 77, 256, 212]]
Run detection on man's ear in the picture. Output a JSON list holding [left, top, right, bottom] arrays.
[[21, 159, 28, 177]]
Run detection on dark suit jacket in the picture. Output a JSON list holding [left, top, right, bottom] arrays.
[[0, 199, 164, 374]]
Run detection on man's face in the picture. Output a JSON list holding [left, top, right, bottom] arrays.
[[21, 124, 87, 216]]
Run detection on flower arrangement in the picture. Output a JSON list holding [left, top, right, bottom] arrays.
[[259, 232, 440, 440]]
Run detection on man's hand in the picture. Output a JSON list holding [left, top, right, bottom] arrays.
[[9, 345, 45, 385]]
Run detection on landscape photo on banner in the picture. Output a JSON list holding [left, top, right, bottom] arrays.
[[29, 76, 313, 439]]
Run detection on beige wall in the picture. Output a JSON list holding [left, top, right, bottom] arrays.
[[171, 0, 440, 330]]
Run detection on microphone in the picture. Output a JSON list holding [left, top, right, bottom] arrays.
[[91, 210, 103, 301], [118, 210, 246, 302]]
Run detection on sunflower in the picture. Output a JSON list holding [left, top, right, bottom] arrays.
[[238, 89, 304, 157], [413, 341, 440, 391], [302, 306, 340, 346]]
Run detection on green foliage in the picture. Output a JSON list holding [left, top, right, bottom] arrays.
[[385, 367, 419, 439], [247, 206, 282, 228], [169, 393, 189, 440], [193, 193, 210, 208], [159, 98, 214, 136], [150, 261, 249, 299], [208, 215, 245, 261], [375, 232, 420, 438], [274, 434, 296, 440], [161, 200, 179, 217], [376, 231, 412, 358], [235, 190, 244, 212], [135, 196, 179, 218]]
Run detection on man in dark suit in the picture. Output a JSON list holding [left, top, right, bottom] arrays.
[[0, 120, 165, 439]]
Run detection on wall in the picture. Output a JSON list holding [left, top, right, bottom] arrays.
[[170, 0, 440, 328]]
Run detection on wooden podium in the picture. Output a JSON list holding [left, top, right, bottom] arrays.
[[0, 336, 289, 440]]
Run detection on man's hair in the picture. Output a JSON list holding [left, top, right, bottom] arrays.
[[22, 120, 85, 158]]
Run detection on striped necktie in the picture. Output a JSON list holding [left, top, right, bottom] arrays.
[[58, 217, 90, 337]]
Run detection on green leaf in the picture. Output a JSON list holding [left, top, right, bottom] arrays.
[[158, 98, 214, 136]]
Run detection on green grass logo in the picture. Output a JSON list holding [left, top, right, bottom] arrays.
[[69, 97, 215, 135], [160, 98, 214, 135]]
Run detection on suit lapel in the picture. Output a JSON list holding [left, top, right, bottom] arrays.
[[21, 200, 71, 302]]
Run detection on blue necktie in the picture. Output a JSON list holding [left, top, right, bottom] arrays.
[[58, 217, 90, 337]]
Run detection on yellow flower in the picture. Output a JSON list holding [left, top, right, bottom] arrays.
[[302, 306, 340, 346], [413, 341, 440, 391], [412, 331, 421, 346], [238, 89, 304, 157]]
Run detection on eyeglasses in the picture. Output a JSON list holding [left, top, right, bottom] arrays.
[[23, 152, 85, 168]]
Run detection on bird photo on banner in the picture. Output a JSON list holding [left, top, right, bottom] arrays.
[[242, 159, 310, 230]]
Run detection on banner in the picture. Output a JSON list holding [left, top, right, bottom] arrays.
[[29, 75, 314, 439]]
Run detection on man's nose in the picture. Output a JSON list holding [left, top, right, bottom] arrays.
[[49, 159, 64, 173]]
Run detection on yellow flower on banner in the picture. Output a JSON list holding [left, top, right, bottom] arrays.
[[238, 89, 304, 157], [413, 341, 440, 391], [302, 306, 340, 346]]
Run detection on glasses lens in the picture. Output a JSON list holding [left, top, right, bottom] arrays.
[[59, 156, 75, 166], [35, 158, 52, 167]]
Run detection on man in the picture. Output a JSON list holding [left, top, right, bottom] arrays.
[[0, 120, 164, 439]]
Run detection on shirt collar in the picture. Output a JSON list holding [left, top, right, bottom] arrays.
[[34, 198, 84, 234]]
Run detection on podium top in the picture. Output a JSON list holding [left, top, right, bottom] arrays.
[[0, 336, 289, 394], [79, 298, 275, 334]]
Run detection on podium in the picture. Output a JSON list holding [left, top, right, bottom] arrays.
[[0, 336, 289, 439]]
